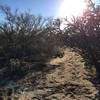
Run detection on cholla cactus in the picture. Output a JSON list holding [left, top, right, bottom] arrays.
[[10, 58, 20, 72]]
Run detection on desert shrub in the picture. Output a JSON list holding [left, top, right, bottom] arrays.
[[0, 5, 63, 75], [61, 0, 100, 77]]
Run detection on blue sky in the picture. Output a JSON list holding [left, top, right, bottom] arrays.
[[0, 0, 100, 21], [0, 0, 62, 17]]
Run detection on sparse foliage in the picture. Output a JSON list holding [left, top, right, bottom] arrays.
[[63, 0, 100, 76], [0, 5, 63, 75]]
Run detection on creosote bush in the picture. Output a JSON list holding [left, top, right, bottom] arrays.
[[0, 5, 63, 75]]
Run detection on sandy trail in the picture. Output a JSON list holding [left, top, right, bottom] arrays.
[[17, 48, 98, 100]]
